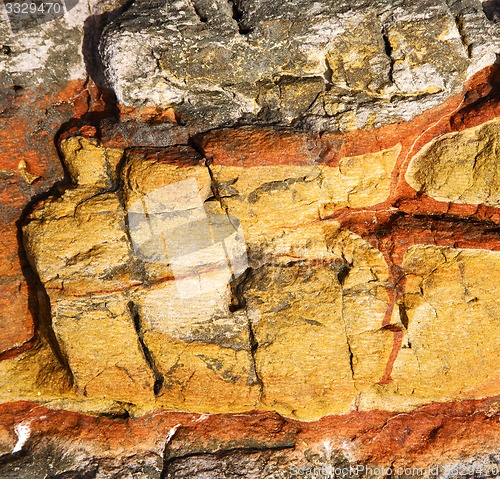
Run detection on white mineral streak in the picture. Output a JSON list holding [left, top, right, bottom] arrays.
[[12, 421, 32, 454]]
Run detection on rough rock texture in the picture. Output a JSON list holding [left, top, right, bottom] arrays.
[[392, 245, 500, 401], [21, 138, 399, 419], [2, 0, 500, 475], [406, 117, 500, 205], [0, 0, 130, 359], [2, 399, 500, 478], [100, 0, 500, 128], [206, 138, 401, 243], [18, 109, 500, 420]]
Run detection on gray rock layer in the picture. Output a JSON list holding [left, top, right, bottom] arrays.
[[100, 0, 500, 130]]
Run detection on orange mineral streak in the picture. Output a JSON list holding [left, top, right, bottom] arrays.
[[342, 67, 500, 383], [118, 104, 179, 124], [0, 79, 89, 359], [196, 127, 331, 167], [3, 64, 498, 374], [127, 145, 204, 166], [196, 65, 500, 385]]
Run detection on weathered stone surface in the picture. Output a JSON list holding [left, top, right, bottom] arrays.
[[23, 188, 133, 293], [21, 140, 254, 408], [21, 125, 500, 421], [406, 117, 500, 206], [237, 225, 393, 419], [22, 182, 155, 400], [52, 294, 156, 401], [21, 137, 405, 419], [245, 260, 357, 419], [0, 339, 71, 404], [0, 0, 132, 357], [138, 328, 261, 413], [59, 136, 124, 189], [2, 400, 500, 478], [197, 127, 326, 167], [208, 141, 400, 245], [326, 228, 394, 392], [21, 139, 148, 400], [0, 282, 33, 357], [121, 146, 211, 210], [100, 0, 500, 129], [4, 0, 500, 471], [392, 245, 500, 402]]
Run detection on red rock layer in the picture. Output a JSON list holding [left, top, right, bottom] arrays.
[[0, 80, 90, 359], [1, 398, 500, 473]]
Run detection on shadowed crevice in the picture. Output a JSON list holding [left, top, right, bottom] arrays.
[[228, 0, 253, 34], [82, 0, 135, 89], [483, 1, 500, 23], [453, 13, 473, 58], [381, 26, 395, 83], [16, 178, 75, 385], [399, 302, 409, 330], [160, 444, 295, 479], [128, 301, 164, 396]]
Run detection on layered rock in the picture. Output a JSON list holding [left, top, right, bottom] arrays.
[[393, 245, 500, 401], [0, 0, 131, 359], [100, 0, 500, 128], [2, 0, 500, 475], [2, 399, 500, 478], [20, 115, 500, 421], [204, 130, 401, 245], [23, 137, 403, 419]]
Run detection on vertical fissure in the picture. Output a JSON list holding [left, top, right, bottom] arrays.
[[228, 0, 253, 34], [453, 14, 473, 58], [18, 179, 77, 387], [324, 57, 333, 90], [247, 313, 265, 399], [128, 301, 164, 396], [191, 0, 208, 23], [382, 26, 395, 83], [336, 258, 356, 388], [229, 268, 264, 398], [399, 302, 409, 330]]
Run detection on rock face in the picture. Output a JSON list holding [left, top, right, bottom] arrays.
[[0, 0, 131, 359], [406, 117, 500, 205], [22, 137, 399, 419], [205, 136, 401, 243], [2, 0, 500, 476], [100, 0, 500, 128], [19, 116, 500, 420], [392, 245, 500, 401], [2, 399, 500, 478], [0, 2, 83, 360]]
